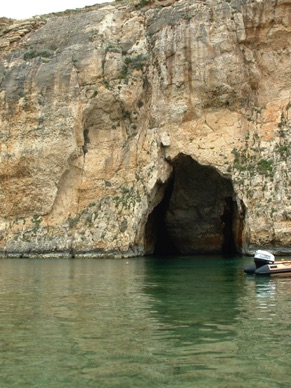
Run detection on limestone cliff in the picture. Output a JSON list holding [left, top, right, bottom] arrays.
[[0, 0, 290, 258]]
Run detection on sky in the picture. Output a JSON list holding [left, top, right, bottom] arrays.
[[1, 0, 112, 20]]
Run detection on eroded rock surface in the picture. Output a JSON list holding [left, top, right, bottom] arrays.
[[0, 0, 290, 257]]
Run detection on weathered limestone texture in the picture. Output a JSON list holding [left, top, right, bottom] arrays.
[[0, 0, 290, 258]]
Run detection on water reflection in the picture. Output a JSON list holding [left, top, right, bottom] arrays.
[[255, 277, 276, 298], [0, 257, 290, 387], [143, 256, 242, 342], [0, 259, 153, 387], [234, 275, 291, 387]]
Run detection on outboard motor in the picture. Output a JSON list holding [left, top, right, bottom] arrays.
[[254, 250, 275, 269]]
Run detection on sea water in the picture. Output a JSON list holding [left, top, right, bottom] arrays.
[[0, 256, 290, 387]]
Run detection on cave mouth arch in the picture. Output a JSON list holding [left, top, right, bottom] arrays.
[[144, 154, 244, 256]]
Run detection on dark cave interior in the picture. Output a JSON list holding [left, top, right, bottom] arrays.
[[144, 154, 244, 256]]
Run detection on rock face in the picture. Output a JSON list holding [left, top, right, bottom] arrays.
[[0, 0, 290, 258]]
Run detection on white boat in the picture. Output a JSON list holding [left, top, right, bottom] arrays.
[[244, 250, 291, 275]]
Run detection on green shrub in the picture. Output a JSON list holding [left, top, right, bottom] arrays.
[[24, 49, 54, 61], [119, 54, 149, 80], [257, 159, 273, 175]]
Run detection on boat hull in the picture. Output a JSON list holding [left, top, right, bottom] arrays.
[[244, 263, 256, 274], [244, 261, 291, 275]]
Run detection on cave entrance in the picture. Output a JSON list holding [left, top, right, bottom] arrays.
[[144, 154, 244, 256]]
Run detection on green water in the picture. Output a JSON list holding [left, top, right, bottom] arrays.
[[0, 256, 290, 387]]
